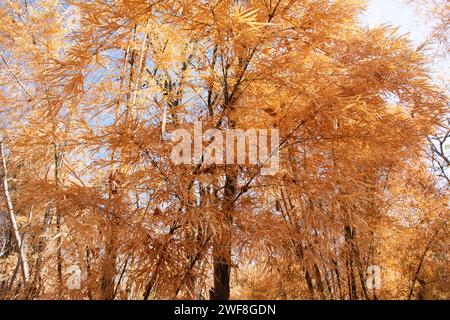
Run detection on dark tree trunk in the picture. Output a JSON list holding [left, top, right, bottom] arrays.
[[0, 212, 12, 258], [211, 173, 236, 300], [345, 225, 358, 300]]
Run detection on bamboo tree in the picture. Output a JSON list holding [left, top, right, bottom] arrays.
[[0, 139, 29, 284]]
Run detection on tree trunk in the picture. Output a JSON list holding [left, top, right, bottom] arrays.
[[33, 207, 52, 290], [211, 173, 236, 300], [0, 211, 12, 258], [344, 225, 358, 300], [0, 139, 29, 283], [101, 174, 119, 300], [54, 144, 63, 291]]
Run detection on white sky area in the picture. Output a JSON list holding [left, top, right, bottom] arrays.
[[359, 0, 431, 44], [360, 1, 449, 155], [359, 0, 449, 81]]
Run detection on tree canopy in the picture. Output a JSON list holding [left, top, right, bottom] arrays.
[[0, 0, 448, 300]]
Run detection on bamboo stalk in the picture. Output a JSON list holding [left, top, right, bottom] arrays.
[[0, 138, 29, 284]]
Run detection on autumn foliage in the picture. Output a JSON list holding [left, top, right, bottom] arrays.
[[0, 0, 448, 300]]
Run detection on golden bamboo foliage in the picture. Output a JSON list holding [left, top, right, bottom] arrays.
[[0, 0, 448, 300]]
